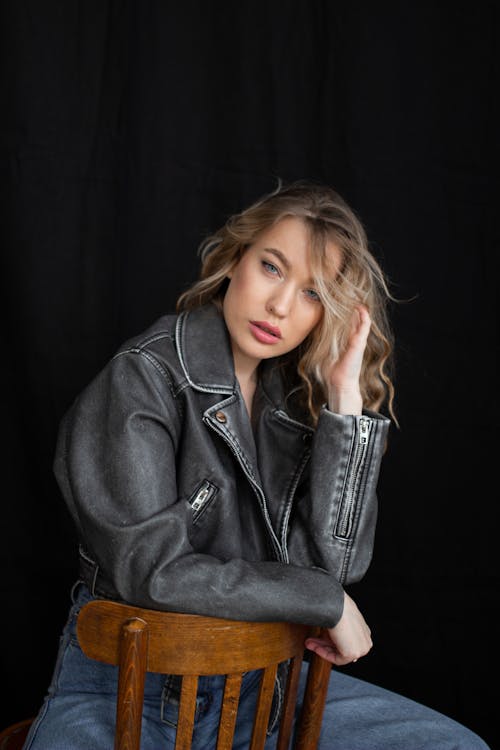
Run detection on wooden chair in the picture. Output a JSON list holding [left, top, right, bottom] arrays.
[[79, 599, 332, 750], [0, 600, 332, 750], [0, 718, 34, 750]]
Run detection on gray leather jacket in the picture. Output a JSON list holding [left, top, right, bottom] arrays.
[[54, 302, 390, 628]]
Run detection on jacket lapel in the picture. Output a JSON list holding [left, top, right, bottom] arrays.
[[176, 303, 312, 541]]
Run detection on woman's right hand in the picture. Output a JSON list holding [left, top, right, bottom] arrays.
[[304, 592, 373, 666], [322, 304, 371, 415]]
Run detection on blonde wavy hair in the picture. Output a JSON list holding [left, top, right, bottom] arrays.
[[177, 179, 397, 425]]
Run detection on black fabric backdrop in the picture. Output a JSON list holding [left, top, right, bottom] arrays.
[[0, 1, 497, 747]]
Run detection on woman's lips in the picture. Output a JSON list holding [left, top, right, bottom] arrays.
[[249, 321, 282, 344]]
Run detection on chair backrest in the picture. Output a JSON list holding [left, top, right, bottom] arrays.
[[76, 599, 331, 750]]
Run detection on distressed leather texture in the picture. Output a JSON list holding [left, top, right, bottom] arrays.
[[54, 302, 390, 629]]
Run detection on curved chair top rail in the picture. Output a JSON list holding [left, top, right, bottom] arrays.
[[77, 599, 311, 675]]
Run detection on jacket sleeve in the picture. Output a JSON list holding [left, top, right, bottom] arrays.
[[54, 350, 345, 628], [286, 406, 391, 585]]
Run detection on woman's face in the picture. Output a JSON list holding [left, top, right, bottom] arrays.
[[223, 216, 341, 379]]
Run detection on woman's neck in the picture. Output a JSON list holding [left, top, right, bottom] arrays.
[[232, 348, 261, 419], [236, 370, 258, 420]]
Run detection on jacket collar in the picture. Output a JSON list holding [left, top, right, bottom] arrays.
[[175, 303, 237, 395], [175, 302, 302, 416]]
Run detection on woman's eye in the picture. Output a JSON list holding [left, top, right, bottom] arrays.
[[304, 288, 320, 302], [262, 260, 280, 275]]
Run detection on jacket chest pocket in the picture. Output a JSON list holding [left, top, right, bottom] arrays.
[[188, 479, 219, 524]]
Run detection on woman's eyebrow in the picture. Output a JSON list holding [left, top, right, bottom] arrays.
[[263, 247, 291, 270], [263, 247, 316, 286]]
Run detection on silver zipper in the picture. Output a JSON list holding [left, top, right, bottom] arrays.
[[279, 448, 311, 564], [203, 413, 285, 562], [272, 409, 314, 562], [359, 416, 370, 445], [335, 416, 372, 538], [189, 480, 217, 520]]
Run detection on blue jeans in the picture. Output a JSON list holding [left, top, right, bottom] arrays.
[[24, 583, 490, 750]]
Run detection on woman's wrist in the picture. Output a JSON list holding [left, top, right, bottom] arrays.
[[327, 388, 363, 415]]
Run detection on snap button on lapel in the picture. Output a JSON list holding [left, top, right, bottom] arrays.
[[215, 410, 227, 423]]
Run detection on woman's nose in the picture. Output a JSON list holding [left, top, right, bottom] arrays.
[[266, 286, 294, 317]]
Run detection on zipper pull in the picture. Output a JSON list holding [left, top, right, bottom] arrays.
[[191, 484, 211, 512], [358, 416, 370, 445]]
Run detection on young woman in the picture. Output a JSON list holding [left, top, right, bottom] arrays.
[[24, 181, 489, 749]]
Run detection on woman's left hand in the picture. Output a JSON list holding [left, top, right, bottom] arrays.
[[305, 592, 373, 666], [323, 305, 371, 415]]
